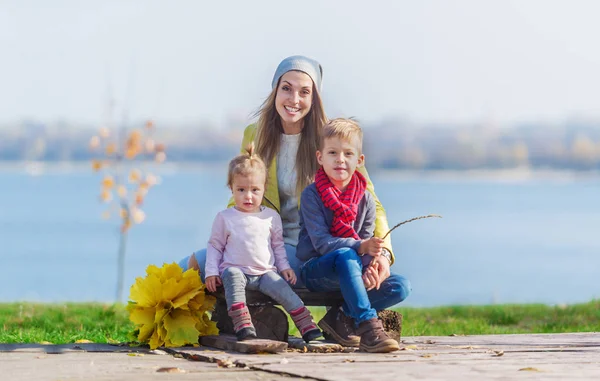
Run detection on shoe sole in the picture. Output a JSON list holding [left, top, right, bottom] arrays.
[[318, 319, 360, 347], [302, 329, 323, 343], [359, 340, 400, 353]]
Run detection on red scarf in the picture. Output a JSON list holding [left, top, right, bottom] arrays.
[[315, 167, 367, 239]]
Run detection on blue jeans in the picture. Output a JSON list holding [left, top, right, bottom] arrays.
[[300, 247, 411, 325], [179, 244, 306, 288]]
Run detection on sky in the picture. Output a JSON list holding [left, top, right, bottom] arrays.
[[2, 0, 600, 127]]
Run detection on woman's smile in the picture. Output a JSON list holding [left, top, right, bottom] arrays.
[[284, 105, 300, 113]]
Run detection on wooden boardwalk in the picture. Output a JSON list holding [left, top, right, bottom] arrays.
[[173, 332, 600, 380], [1, 333, 599, 380]]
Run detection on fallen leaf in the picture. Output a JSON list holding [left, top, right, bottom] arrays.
[[402, 345, 418, 351], [156, 367, 185, 373], [425, 340, 436, 344], [519, 367, 541, 372], [217, 359, 235, 368], [127, 353, 144, 357], [449, 345, 477, 350], [494, 350, 504, 357], [343, 359, 356, 363], [39, 341, 53, 345], [303, 346, 308, 353], [420, 354, 433, 358], [75, 339, 94, 344]]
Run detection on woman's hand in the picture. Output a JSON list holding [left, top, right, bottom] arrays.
[[359, 237, 384, 257], [281, 269, 297, 285], [205, 275, 222, 292]]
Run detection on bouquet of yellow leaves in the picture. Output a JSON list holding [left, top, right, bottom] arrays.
[[128, 262, 218, 349]]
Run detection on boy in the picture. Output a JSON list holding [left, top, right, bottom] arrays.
[[296, 118, 405, 353]]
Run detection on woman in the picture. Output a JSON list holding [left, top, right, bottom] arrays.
[[179, 55, 411, 343]]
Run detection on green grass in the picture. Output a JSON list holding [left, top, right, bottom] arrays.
[[395, 300, 600, 336], [2, 300, 598, 344], [288, 301, 600, 337], [0, 303, 133, 344]]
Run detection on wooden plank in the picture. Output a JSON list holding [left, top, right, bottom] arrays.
[[200, 334, 288, 354], [0, 343, 146, 354], [170, 333, 600, 380]]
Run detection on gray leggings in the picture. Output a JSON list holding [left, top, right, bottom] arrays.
[[179, 244, 306, 288], [221, 267, 304, 312]]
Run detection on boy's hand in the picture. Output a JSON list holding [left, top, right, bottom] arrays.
[[359, 237, 384, 257], [281, 269, 297, 285], [363, 261, 381, 291], [205, 276, 222, 293], [371, 255, 391, 283]]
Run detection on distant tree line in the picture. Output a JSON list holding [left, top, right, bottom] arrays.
[[1, 118, 600, 170], [363, 119, 600, 171]]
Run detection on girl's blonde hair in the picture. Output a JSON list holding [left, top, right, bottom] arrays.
[[254, 77, 327, 194], [227, 142, 267, 189]]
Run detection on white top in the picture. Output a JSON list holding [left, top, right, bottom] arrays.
[[276, 133, 301, 246], [205, 206, 290, 277]]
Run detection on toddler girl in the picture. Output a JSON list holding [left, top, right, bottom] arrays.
[[205, 144, 322, 342]]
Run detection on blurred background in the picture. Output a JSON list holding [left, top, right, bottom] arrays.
[[1, 0, 598, 307]]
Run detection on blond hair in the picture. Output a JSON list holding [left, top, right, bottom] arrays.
[[254, 78, 327, 194], [320, 118, 364, 154], [227, 143, 267, 189]]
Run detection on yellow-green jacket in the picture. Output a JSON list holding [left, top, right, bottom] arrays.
[[227, 124, 395, 263]]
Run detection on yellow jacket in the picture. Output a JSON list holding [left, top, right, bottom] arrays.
[[227, 124, 395, 263]]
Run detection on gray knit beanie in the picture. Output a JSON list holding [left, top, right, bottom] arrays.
[[271, 55, 323, 92]]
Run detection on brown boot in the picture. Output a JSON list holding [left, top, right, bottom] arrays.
[[356, 318, 400, 353], [318, 307, 360, 347]]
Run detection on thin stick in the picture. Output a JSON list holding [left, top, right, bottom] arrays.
[[382, 214, 442, 240]]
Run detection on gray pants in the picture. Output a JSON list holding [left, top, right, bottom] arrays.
[[221, 267, 304, 312], [179, 244, 306, 288]]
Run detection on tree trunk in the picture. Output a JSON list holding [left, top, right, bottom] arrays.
[[212, 299, 289, 342]]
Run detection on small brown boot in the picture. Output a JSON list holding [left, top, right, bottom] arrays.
[[356, 318, 400, 353], [318, 307, 360, 347]]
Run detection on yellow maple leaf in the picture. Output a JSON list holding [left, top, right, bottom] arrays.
[[163, 309, 200, 347], [128, 263, 217, 349], [129, 306, 156, 342]]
